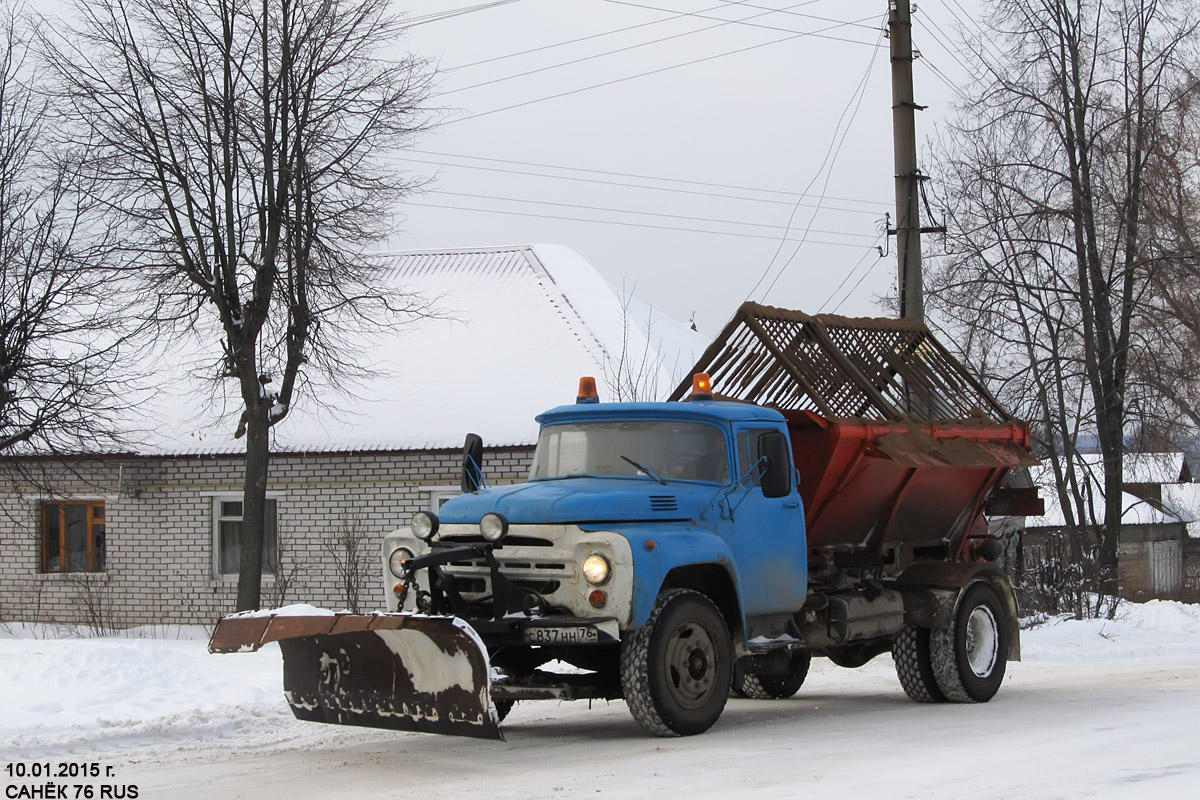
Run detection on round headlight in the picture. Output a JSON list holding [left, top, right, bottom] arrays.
[[582, 553, 611, 585], [410, 511, 439, 541], [479, 512, 509, 543], [389, 547, 415, 578]]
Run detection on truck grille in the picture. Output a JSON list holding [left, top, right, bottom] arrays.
[[452, 577, 561, 596]]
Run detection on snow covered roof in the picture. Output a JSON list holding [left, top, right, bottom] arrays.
[[1023, 450, 1200, 532], [137, 245, 708, 456], [1160, 483, 1200, 539], [1024, 490, 1178, 529], [1047, 452, 1190, 485], [1122, 452, 1190, 484]]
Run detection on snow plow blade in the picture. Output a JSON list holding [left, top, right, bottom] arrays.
[[209, 611, 501, 740]]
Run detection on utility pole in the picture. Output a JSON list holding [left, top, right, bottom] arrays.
[[889, 0, 926, 323]]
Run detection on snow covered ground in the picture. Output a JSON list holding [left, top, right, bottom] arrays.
[[3, 601, 1200, 798]]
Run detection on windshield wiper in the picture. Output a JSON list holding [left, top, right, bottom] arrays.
[[620, 455, 667, 485]]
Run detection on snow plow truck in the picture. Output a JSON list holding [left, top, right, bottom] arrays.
[[210, 302, 1043, 739]]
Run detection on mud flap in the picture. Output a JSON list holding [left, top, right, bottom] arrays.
[[210, 612, 502, 740]]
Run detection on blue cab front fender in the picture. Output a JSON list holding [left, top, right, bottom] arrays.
[[583, 523, 746, 641]]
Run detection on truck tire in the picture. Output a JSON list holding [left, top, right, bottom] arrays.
[[621, 589, 732, 736], [930, 582, 1009, 703], [892, 625, 946, 703], [736, 651, 811, 699]]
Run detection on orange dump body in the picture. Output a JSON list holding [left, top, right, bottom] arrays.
[[785, 410, 1038, 554]]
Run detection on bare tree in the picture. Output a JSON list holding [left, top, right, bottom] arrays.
[[39, 0, 434, 609], [264, 521, 306, 609], [926, 0, 1200, 566], [601, 287, 694, 402], [323, 506, 373, 613], [1131, 74, 1200, 437], [0, 9, 131, 456]]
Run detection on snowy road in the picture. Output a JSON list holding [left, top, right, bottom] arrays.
[[4, 603, 1200, 799], [122, 656, 1200, 800]]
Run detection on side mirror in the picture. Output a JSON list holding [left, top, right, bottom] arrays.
[[461, 433, 484, 493], [759, 431, 792, 499]]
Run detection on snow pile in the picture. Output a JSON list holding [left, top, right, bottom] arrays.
[[1021, 600, 1200, 662], [227, 603, 339, 618], [0, 632, 291, 760]]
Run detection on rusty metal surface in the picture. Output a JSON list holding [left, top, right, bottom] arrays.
[[208, 617, 271, 653], [208, 612, 421, 654], [872, 428, 1041, 468], [670, 302, 1013, 423]]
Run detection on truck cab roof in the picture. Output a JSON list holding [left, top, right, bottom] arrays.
[[535, 399, 787, 426]]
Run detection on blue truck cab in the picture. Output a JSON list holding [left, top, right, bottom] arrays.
[[382, 388, 817, 735]]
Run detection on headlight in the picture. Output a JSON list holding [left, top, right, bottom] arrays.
[[410, 511, 439, 541], [582, 553, 611, 585], [479, 512, 509, 543], [388, 547, 415, 578]]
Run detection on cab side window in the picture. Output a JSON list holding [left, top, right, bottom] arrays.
[[738, 428, 791, 488]]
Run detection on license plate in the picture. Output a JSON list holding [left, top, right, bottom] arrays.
[[523, 625, 599, 644]]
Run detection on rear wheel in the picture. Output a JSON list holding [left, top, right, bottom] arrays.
[[736, 651, 811, 699], [892, 625, 945, 703], [621, 589, 732, 736], [930, 582, 1009, 703]]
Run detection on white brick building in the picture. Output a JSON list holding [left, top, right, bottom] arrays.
[[0, 246, 704, 627]]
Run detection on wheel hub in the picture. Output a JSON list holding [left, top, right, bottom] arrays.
[[664, 621, 718, 709], [964, 604, 999, 678]]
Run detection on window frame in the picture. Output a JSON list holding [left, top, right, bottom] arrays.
[[211, 494, 282, 579], [426, 485, 461, 512], [40, 500, 107, 574], [737, 426, 793, 489]]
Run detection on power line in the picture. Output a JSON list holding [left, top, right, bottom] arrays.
[[445, 15, 885, 124], [424, 189, 880, 239], [918, 52, 971, 103], [404, 200, 876, 247], [746, 22, 885, 301], [394, 154, 888, 215], [406, 148, 888, 207], [438, 0, 855, 99], [601, 0, 878, 34], [443, 0, 822, 73], [819, 235, 885, 312], [939, 0, 1009, 64], [830, 243, 886, 313], [708, 0, 882, 30], [401, 0, 525, 29], [912, 11, 975, 77]]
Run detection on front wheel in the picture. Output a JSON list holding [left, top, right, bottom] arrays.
[[930, 582, 1009, 703], [621, 589, 732, 736]]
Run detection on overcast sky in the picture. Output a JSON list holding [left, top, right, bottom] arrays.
[[40, 0, 988, 337], [387, 0, 987, 334]]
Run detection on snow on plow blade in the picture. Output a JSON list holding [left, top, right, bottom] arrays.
[[209, 611, 502, 740]]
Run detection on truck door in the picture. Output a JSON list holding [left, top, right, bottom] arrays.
[[725, 425, 808, 615]]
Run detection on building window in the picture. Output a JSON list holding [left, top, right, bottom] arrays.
[[427, 487, 460, 512], [214, 497, 277, 577], [41, 501, 106, 573]]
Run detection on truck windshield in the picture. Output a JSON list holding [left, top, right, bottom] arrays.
[[529, 421, 730, 483]]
